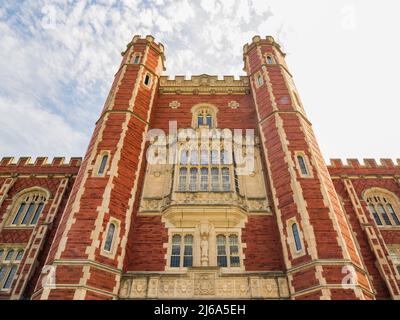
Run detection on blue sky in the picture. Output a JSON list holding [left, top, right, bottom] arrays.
[[0, 0, 399, 162]]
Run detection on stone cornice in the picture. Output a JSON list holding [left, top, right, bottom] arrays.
[[159, 74, 250, 95]]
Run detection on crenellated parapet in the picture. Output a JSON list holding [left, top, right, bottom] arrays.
[[328, 158, 400, 176], [0, 157, 82, 175], [159, 74, 250, 95], [243, 35, 286, 56]]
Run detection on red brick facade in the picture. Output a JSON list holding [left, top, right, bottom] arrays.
[[0, 35, 399, 300]]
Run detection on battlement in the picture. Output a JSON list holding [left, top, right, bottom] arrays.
[[327, 158, 400, 177], [243, 35, 286, 56], [122, 35, 165, 57], [159, 74, 250, 95]]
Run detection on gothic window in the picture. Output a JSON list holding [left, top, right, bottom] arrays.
[[292, 223, 302, 252], [179, 168, 188, 191], [217, 234, 241, 268], [180, 149, 189, 165], [104, 223, 116, 252], [9, 190, 47, 227], [170, 234, 193, 268], [189, 168, 198, 191], [200, 168, 209, 191], [0, 247, 24, 291], [191, 105, 218, 129], [365, 190, 400, 227], [222, 168, 231, 191], [200, 149, 209, 165], [211, 168, 220, 191]]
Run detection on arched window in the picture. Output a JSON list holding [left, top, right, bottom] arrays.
[[256, 73, 263, 87], [365, 190, 400, 226], [15, 250, 24, 261], [292, 223, 302, 252], [183, 235, 193, 267], [104, 223, 116, 252], [170, 235, 182, 268], [297, 155, 309, 176], [98, 154, 109, 176], [191, 105, 218, 129], [190, 150, 198, 165], [189, 168, 198, 191], [179, 168, 188, 191], [10, 191, 47, 227], [180, 149, 189, 165], [266, 55, 274, 64]]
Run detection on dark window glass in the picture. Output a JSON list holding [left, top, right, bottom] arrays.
[[30, 203, 44, 225], [217, 235, 227, 267], [267, 56, 273, 64], [297, 155, 309, 176], [170, 235, 181, 267], [198, 115, 204, 127], [3, 265, 17, 289], [21, 203, 35, 225], [98, 154, 108, 176], [183, 235, 193, 267], [369, 204, 382, 225], [229, 235, 240, 267], [378, 204, 392, 225], [15, 250, 24, 261], [5, 250, 14, 261], [104, 223, 116, 252], [144, 74, 151, 86], [292, 223, 302, 251], [12, 203, 26, 225], [206, 115, 212, 128], [387, 204, 400, 225]]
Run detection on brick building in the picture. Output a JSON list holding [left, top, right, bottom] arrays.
[[0, 35, 399, 300]]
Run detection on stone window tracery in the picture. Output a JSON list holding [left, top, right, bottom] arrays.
[[9, 190, 48, 227], [365, 189, 400, 227]]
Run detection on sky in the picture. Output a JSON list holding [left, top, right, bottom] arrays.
[[0, 0, 399, 163]]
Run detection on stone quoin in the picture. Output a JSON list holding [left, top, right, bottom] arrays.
[[0, 35, 399, 300]]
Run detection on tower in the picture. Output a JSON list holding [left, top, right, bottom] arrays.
[[32, 35, 165, 300], [242, 35, 399, 299]]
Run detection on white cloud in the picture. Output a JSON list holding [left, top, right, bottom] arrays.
[[0, 0, 399, 161]]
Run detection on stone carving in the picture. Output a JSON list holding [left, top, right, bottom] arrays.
[[228, 101, 240, 109], [200, 221, 210, 266], [119, 270, 289, 299], [194, 273, 215, 296], [169, 101, 181, 109]]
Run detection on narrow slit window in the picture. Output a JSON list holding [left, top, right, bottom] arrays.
[[30, 203, 44, 225], [15, 250, 24, 261], [98, 154, 109, 176], [144, 74, 151, 86], [297, 155, 309, 176], [292, 223, 302, 252], [21, 203, 35, 225], [104, 223, 116, 252], [5, 250, 14, 261], [133, 54, 141, 64], [2, 265, 17, 290], [266, 55, 274, 64], [257, 73, 263, 87], [378, 204, 392, 225], [12, 203, 26, 225]]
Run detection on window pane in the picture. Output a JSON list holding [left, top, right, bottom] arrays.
[[292, 223, 302, 251], [369, 205, 382, 225], [98, 155, 108, 175], [183, 235, 193, 267], [211, 150, 219, 165], [189, 168, 198, 191], [12, 203, 26, 225], [200, 168, 209, 191], [0, 266, 6, 284], [378, 204, 392, 225], [222, 168, 230, 191], [15, 250, 24, 261], [297, 155, 308, 176], [170, 235, 181, 267], [200, 150, 209, 165], [230, 256, 240, 267], [21, 203, 35, 225], [104, 224, 116, 252], [229, 235, 240, 267], [0, 249, 4, 258], [206, 115, 212, 128], [267, 56, 273, 64], [179, 168, 187, 191], [211, 168, 220, 191], [387, 204, 400, 225], [190, 150, 198, 165], [30, 203, 44, 225], [180, 150, 189, 165], [3, 265, 17, 289], [5, 250, 14, 261], [198, 115, 203, 127]]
